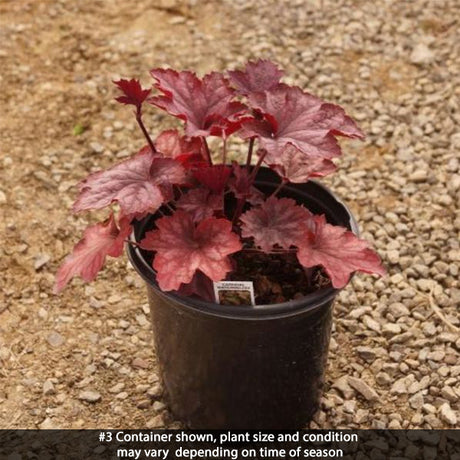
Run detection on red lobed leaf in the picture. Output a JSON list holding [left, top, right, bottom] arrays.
[[149, 69, 247, 137], [175, 153, 208, 170], [155, 129, 207, 170], [193, 165, 232, 194], [176, 188, 223, 222], [241, 85, 364, 160], [113, 79, 151, 109], [240, 196, 313, 252], [228, 163, 264, 205], [296, 215, 386, 289], [266, 144, 337, 183], [155, 129, 204, 158], [72, 148, 186, 219], [140, 211, 242, 291], [54, 214, 132, 293], [228, 59, 283, 95]]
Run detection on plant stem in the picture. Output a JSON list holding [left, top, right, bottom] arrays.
[[135, 109, 156, 154], [246, 138, 255, 167], [174, 185, 183, 197], [271, 178, 288, 197], [202, 138, 213, 166], [249, 148, 268, 183], [232, 147, 266, 225], [165, 203, 176, 214], [222, 137, 228, 165]]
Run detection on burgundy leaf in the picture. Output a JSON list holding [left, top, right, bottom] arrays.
[[155, 129, 207, 170], [140, 211, 242, 291], [155, 129, 204, 159], [73, 149, 186, 218], [296, 215, 386, 289], [177, 270, 216, 302], [228, 59, 283, 95], [149, 69, 247, 137], [241, 85, 364, 159], [267, 144, 337, 183], [175, 153, 208, 170], [54, 214, 131, 293], [240, 196, 313, 252], [229, 163, 264, 205], [176, 188, 223, 222], [193, 165, 232, 194], [113, 79, 151, 109]]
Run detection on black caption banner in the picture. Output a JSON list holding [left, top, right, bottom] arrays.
[[0, 430, 459, 459]]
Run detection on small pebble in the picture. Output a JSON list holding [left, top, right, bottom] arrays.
[[439, 403, 457, 425], [146, 414, 164, 429], [78, 390, 101, 403], [347, 376, 379, 402], [34, 254, 51, 270], [47, 332, 65, 348]]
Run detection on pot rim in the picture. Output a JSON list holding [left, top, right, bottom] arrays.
[[127, 177, 359, 320]]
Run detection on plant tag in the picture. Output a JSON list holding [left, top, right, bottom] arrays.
[[213, 281, 255, 306]]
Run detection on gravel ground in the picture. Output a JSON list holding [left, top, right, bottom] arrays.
[[0, 0, 459, 431]]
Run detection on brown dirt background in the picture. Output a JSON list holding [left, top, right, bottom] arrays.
[[0, 0, 458, 430]]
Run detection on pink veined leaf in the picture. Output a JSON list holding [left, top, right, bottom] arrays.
[[176, 188, 223, 222], [72, 148, 186, 218], [149, 69, 247, 137], [228, 163, 265, 205], [177, 270, 216, 302], [241, 85, 364, 160], [54, 214, 132, 293], [227, 59, 284, 95], [240, 196, 313, 252], [140, 211, 242, 291], [266, 144, 337, 183], [296, 215, 386, 289], [113, 79, 151, 109], [155, 129, 205, 159], [193, 165, 232, 194]]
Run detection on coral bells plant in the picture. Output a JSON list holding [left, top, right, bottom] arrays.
[[55, 60, 385, 302]]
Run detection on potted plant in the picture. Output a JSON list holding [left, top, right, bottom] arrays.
[[55, 60, 385, 429]]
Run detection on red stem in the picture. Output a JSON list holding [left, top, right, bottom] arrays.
[[249, 149, 268, 183], [233, 148, 268, 225], [271, 178, 288, 197], [202, 138, 213, 165], [246, 138, 255, 167], [174, 185, 183, 197], [222, 137, 227, 165], [135, 109, 156, 154], [165, 203, 176, 213]]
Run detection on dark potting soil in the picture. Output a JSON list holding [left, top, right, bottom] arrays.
[[229, 249, 331, 305]]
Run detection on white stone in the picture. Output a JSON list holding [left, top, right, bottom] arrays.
[[390, 377, 407, 395], [347, 376, 379, 402], [439, 403, 457, 425], [78, 390, 101, 403], [410, 43, 435, 65], [43, 379, 55, 395]]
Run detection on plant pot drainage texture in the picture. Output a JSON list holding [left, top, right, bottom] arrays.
[[128, 167, 359, 429]]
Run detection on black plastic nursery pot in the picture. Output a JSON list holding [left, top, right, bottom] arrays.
[[128, 167, 359, 429]]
